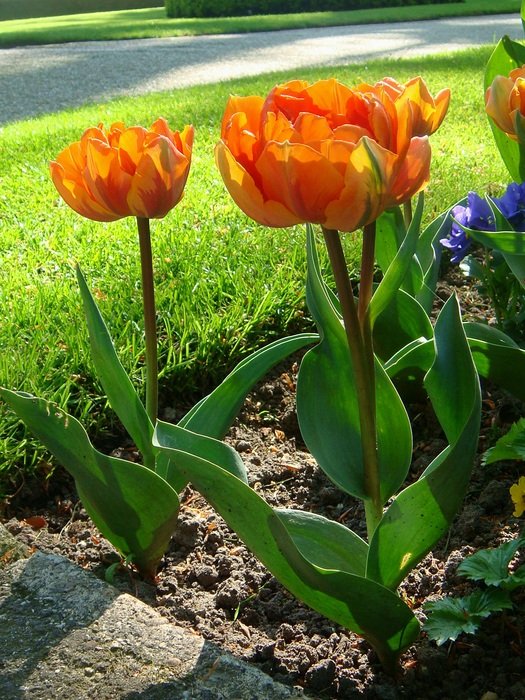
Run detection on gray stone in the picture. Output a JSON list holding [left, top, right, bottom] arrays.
[[0, 551, 312, 699]]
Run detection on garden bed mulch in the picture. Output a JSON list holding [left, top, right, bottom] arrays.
[[2, 269, 525, 700]]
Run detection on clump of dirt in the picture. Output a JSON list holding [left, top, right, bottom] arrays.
[[2, 270, 525, 699]]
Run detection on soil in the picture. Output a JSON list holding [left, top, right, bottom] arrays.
[[2, 268, 525, 700]]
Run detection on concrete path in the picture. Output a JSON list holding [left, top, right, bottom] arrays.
[[0, 13, 523, 125]]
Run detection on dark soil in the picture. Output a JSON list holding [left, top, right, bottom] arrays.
[[2, 269, 525, 700]]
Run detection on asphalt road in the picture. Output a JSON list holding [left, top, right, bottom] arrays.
[[0, 13, 522, 125]]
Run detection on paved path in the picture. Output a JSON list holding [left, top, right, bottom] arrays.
[[0, 13, 522, 125]]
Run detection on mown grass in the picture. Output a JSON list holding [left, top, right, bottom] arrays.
[[0, 0, 520, 48], [0, 46, 510, 495]]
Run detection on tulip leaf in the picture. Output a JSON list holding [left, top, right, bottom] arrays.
[[373, 290, 433, 363], [153, 420, 419, 671], [485, 36, 525, 182], [275, 508, 368, 576], [76, 266, 155, 470], [296, 225, 412, 503], [369, 193, 424, 327], [0, 389, 179, 577], [367, 296, 481, 590], [154, 420, 247, 487], [415, 207, 452, 313], [375, 206, 406, 275], [180, 332, 317, 439], [464, 323, 525, 401]]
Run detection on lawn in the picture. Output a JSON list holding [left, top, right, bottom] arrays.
[[0, 46, 510, 494], [0, 0, 520, 47]]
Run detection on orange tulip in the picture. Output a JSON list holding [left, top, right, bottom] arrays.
[[50, 118, 194, 222], [486, 65, 525, 141], [216, 77, 448, 232]]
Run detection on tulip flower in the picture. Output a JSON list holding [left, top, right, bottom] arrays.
[[50, 118, 194, 222], [51, 117, 194, 424], [215, 77, 448, 233], [485, 66, 525, 142]]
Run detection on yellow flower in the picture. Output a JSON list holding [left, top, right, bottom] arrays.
[[510, 476, 525, 517]]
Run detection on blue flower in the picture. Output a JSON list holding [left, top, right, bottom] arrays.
[[493, 182, 525, 232], [440, 192, 495, 263]]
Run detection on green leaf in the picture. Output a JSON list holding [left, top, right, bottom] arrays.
[[373, 290, 433, 363], [484, 417, 525, 464], [465, 329, 525, 402], [275, 508, 368, 576], [76, 266, 155, 470], [375, 206, 406, 275], [154, 419, 247, 487], [296, 225, 412, 503], [369, 193, 425, 327], [423, 589, 513, 646], [485, 36, 525, 181], [367, 296, 481, 590], [0, 389, 179, 577], [180, 332, 317, 439], [467, 227, 525, 256], [458, 537, 525, 589], [153, 419, 419, 671], [416, 206, 452, 301]]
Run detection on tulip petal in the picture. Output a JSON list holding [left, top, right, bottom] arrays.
[[84, 139, 133, 216], [215, 141, 301, 228], [388, 136, 431, 206], [129, 137, 190, 219], [256, 140, 345, 224], [50, 160, 121, 222], [486, 75, 516, 135]]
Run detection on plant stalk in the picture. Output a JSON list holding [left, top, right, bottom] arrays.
[[403, 199, 413, 230], [136, 216, 158, 425], [322, 226, 382, 538]]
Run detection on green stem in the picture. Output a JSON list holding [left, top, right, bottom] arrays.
[[403, 199, 413, 230], [322, 226, 382, 538], [137, 216, 158, 425]]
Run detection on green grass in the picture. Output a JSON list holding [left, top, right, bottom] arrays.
[[0, 0, 520, 48], [0, 46, 510, 495]]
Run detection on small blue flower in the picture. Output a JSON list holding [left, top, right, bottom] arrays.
[[440, 192, 495, 263], [493, 182, 525, 232]]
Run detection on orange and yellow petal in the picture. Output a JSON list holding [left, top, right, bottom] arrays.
[[486, 75, 516, 135], [215, 141, 301, 228], [50, 160, 121, 222]]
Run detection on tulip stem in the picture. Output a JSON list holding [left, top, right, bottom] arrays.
[[322, 226, 382, 539], [137, 216, 158, 426], [403, 199, 413, 230]]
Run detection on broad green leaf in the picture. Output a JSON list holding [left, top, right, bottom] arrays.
[[367, 296, 481, 589], [375, 206, 406, 275], [153, 420, 419, 670], [369, 193, 425, 327], [485, 36, 525, 181], [484, 417, 525, 464], [466, 334, 525, 401], [275, 508, 368, 576], [154, 420, 247, 487], [180, 332, 317, 438], [467, 227, 525, 256], [457, 537, 525, 589], [1, 389, 179, 577], [296, 225, 412, 503], [386, 322, 525, 402], [423, 589, 513, 646], [76, 266, 155, 470], [373, 290, 433, 363]]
